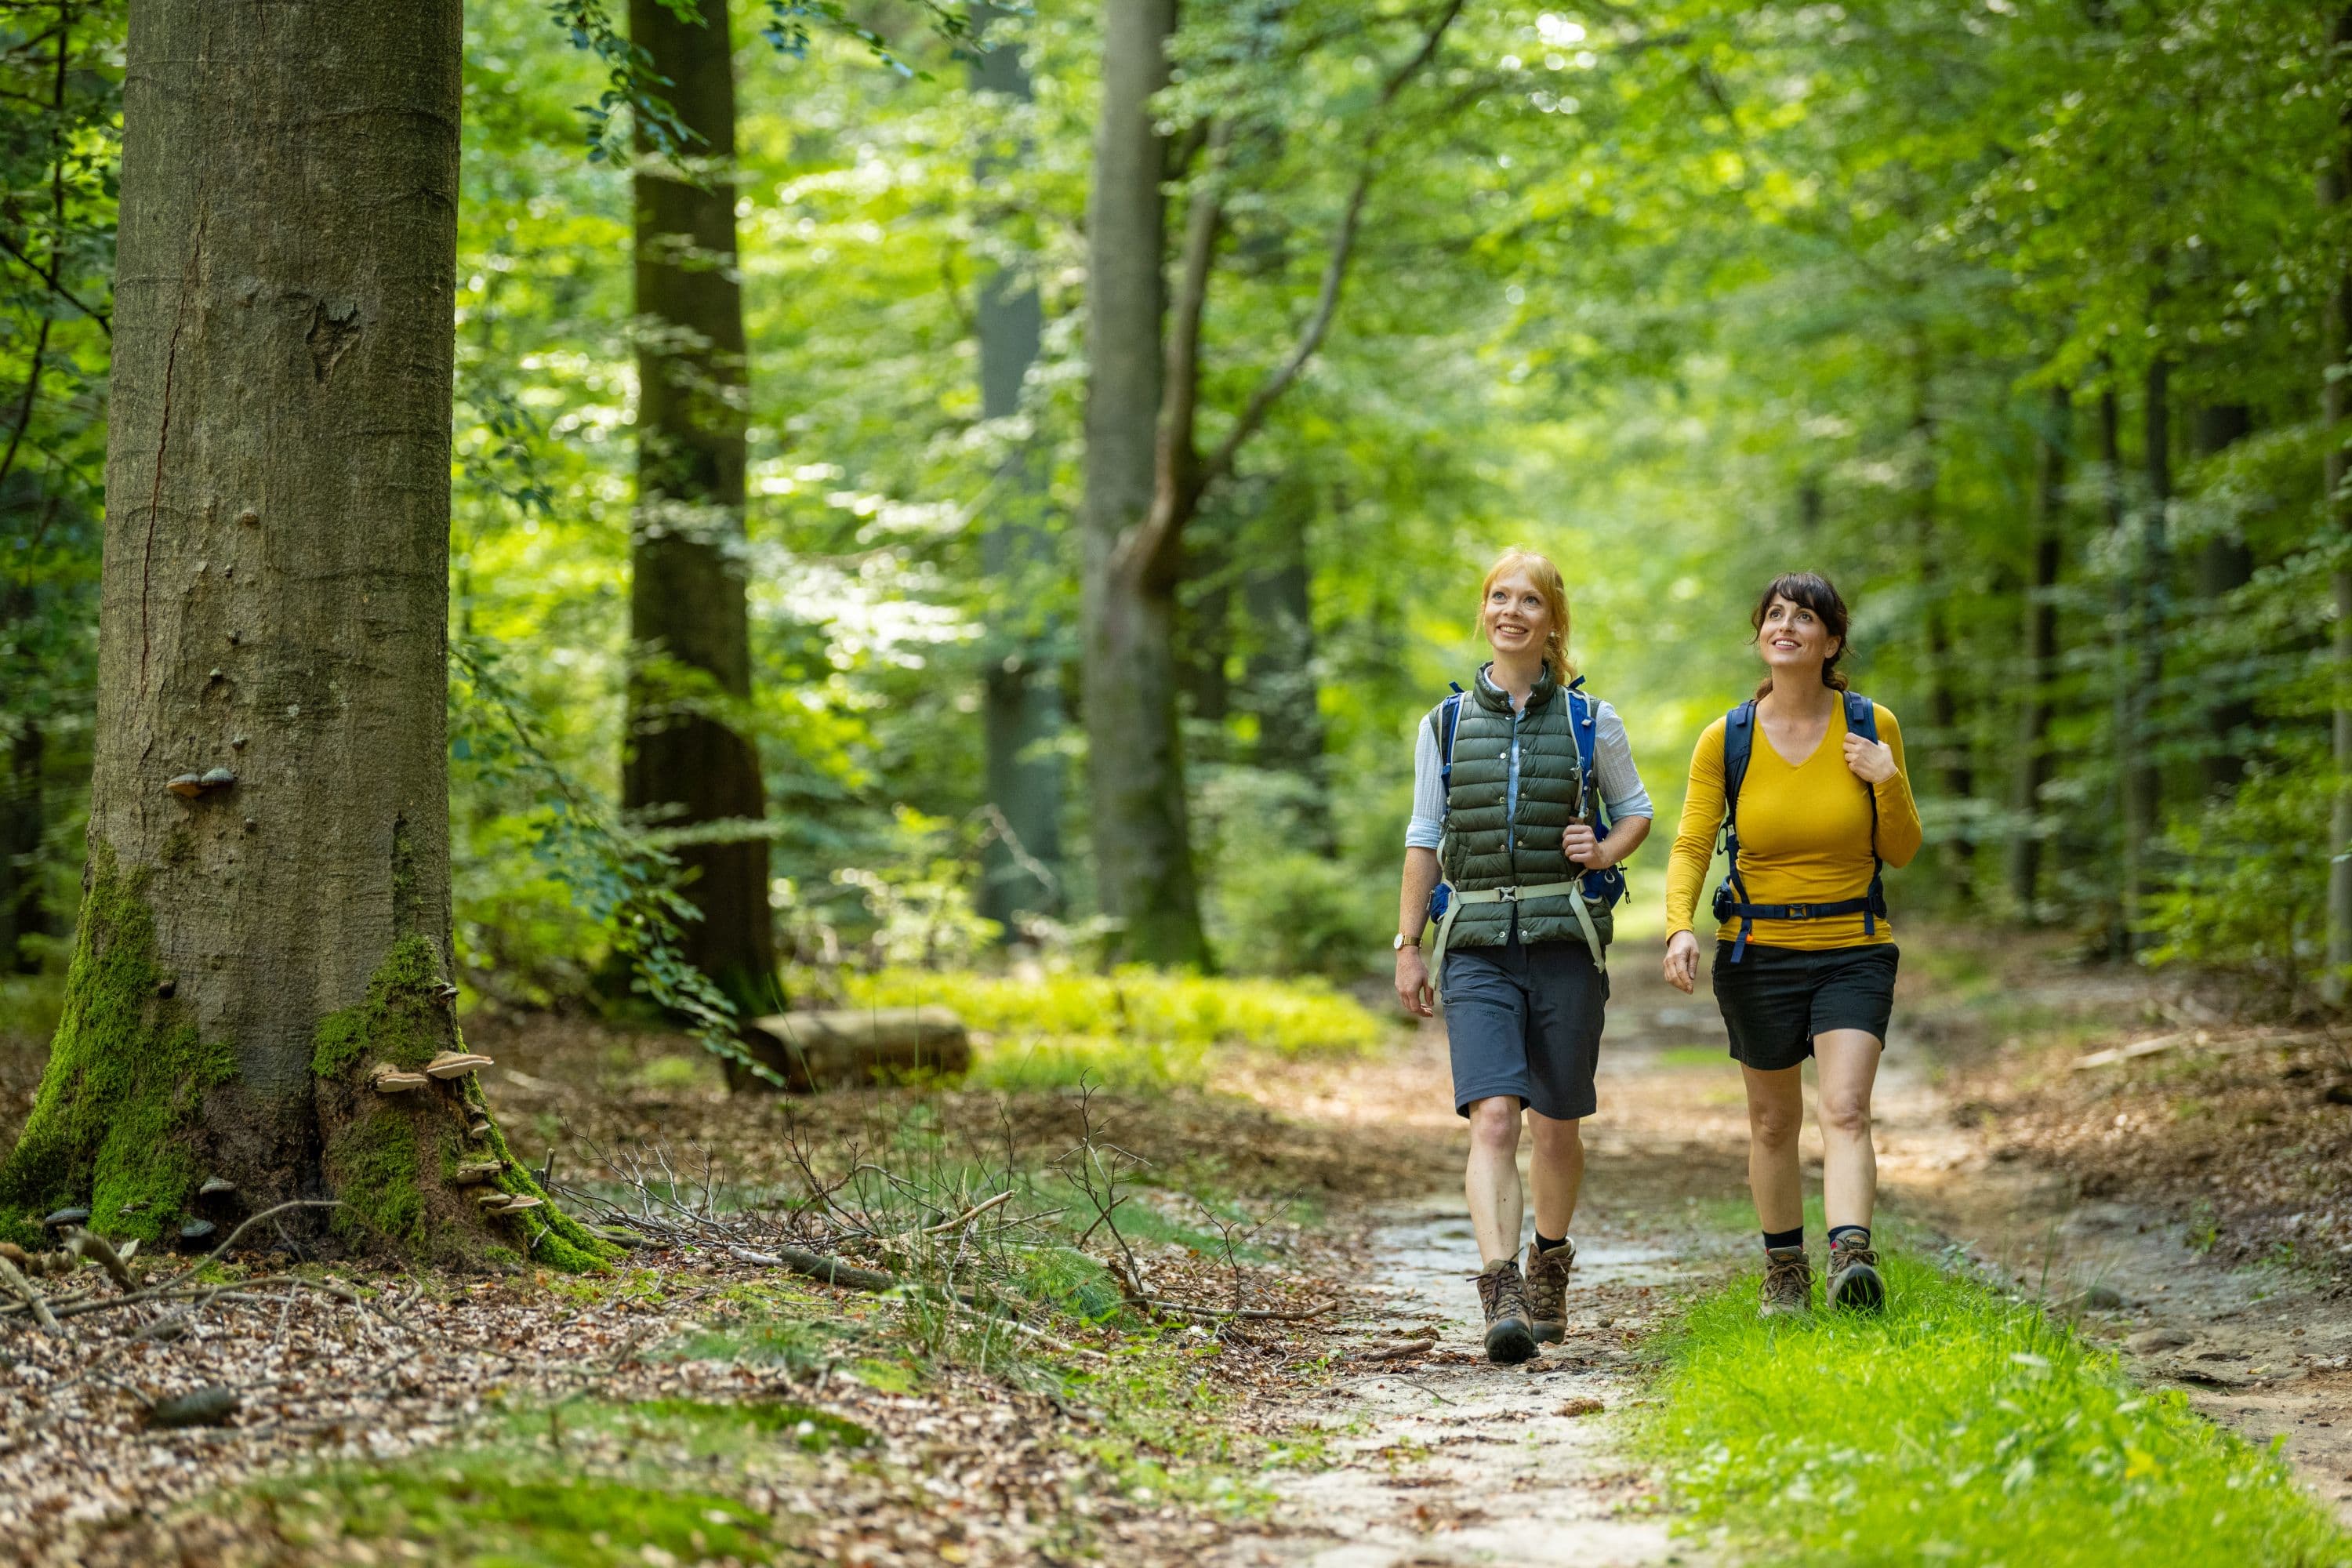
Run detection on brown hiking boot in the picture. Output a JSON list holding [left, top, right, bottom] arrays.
[[1826, 1232, 1886, 1312], [1759, 1245, 1813, 1319], [1475, 1258, 1538, 1363], [1523, 1238, 1574, 1343]]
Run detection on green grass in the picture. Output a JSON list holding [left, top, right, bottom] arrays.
[[1640, 1251, 2349, 1566], [249, 1398, 863, 1565], [808, 965, 1393, 1090]]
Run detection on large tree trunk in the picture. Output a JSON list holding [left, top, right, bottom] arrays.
[[2192, 403, 2254, 796], [1080, 0, 1208, 967], [971, 7, 1065, 935], [2327, 5, 2352, 1008], [2007, 385, 2068, 920], [626, 0, 779, 1028], [0, 0, 607, 1266]]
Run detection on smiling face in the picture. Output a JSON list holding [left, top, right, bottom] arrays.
[[1758, 593, 1840, 676], [1483, 569, 1555, 660]]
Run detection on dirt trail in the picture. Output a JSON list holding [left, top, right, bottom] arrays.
[[1225, 942, 2352, 1555], [1216, 965, 1750, 1566]]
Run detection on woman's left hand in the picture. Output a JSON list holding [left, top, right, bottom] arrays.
[[1843, 733, 1897, 785], [1562, 822, 1609, 867]]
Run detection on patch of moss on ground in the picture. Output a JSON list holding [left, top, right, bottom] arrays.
[[242, 1396, 868, 1566], [0, 845, 234, 1240]]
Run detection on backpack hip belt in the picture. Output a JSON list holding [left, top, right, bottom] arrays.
[[1429, 879, 1604, 989]]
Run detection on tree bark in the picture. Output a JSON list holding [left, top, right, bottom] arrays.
[[0, 0, 607, 1266], [2101, 380, 2138, 953], [626, 0, 779, 1024], [2327, 5, 2352, 1008], [1242, 476, 1333, 849], [2007, 385, 2068, 920], [971, 6, 1065, 935], [1080, 0, 1208, 966], [2119, 350, 2169, 938], [2191, 403, 2253, 796], [0, 717, 44, 973], [1909, 348, 1973, 900]]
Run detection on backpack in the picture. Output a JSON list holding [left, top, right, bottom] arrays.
[[1709, 689, 1887, 963], [1432, 675, 1628, 918]]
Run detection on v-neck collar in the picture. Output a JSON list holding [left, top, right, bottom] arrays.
[[1759, 700, 1842, 771]]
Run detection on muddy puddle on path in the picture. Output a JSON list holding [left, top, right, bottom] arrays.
[[1216, 1198, 1711, 1567]]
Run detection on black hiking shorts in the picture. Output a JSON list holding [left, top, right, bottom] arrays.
[[1440, 937, 1606, 1121], [1711, 940, 1898, 1072]]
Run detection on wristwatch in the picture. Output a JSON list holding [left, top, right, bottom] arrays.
[[1394, 932, 1421, 950]]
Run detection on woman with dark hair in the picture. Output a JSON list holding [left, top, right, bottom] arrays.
[[1661, 572, 1922, 1316]]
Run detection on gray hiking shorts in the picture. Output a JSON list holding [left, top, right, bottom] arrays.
[[1440, 937, 1606, 1122]]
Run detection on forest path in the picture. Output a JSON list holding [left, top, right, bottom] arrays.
[[1214, 959, 1754, 1566], [1219, 937, 2352, 1558]]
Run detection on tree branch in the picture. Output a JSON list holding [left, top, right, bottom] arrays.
[[1120, 0, 1465, 583]]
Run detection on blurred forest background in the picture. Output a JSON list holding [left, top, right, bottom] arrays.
[[3, 0, 2348, 1054]]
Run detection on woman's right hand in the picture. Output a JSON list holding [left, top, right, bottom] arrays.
[[1396, 946, 1435, 1017], [1662, 930, 1700, 993]]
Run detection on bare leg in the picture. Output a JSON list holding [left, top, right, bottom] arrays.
[[1813, 1029, 1882, 1231], [1740, 1063, 1806, 1234], [1464, 1096, 1525, 1263], [1526, 1112, 1584, 1241]]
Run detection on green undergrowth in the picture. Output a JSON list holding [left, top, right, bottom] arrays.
[[800, 964, 1392, 1091], [0, 844, 233, 1244], [1639, 1251, 2350, 1566], [245, 1396, 862, 1565]]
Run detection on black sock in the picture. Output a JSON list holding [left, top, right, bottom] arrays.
[[1827, 1224, 1871, 1249], [1762, 1225, 1805, 1251], [1535, 1232, 1569, 1255]]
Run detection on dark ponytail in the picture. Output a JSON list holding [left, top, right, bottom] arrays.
[[1750, 571, 1851, 699]]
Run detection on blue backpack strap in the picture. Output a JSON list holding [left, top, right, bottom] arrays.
[[1565, 680, 1626, 909], [1436, 684, 1466, 804], [1844, 690, 1886, 936], [1716, 702, 1760, 960]]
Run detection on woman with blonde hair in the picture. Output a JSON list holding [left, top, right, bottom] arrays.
[[1394, 548, 1653, 1363], [1662, 572, 1922, 1316]]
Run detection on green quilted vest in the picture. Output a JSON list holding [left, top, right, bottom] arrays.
[[1432, 665, 1613, 952]]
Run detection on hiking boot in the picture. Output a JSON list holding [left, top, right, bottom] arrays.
[[1825, 1232, 1886, 1312], [1523, 1238, 1575, 1343], [1759, 1245, 1813, 1319], [1475, 1258, 1538, 1364]]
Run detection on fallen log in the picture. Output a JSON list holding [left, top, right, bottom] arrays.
[[744, 1006, 971, 1092]]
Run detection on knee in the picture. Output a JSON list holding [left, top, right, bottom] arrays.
[[1467, 1098, 1521, 1153], [1529, 1114, 1583, 1155], [1820, 1093, 1873, 1140], [1748, 1099, 1802, 1149]]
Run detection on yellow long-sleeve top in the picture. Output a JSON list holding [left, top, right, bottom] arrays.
[[1664, 699, 1924, 949]]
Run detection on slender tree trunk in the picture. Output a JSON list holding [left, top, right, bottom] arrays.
[[1080, 0, 1209, 966], [1910, 350, 1973, 900], [2102, 379, 2137, 953], [2327, 6, 2352, 1007], [2008, 385, 2069, 920], [0, 0, 605, 1265], [971, 6, 1064, 935], [0, 718, 44, 973], [1179, 521, 1233, 730], [626, 0, 778, 1025], [2192, 403, 2254, 795], [1242, 477, 1333, 850], [2119, 350, 2169, 935]]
